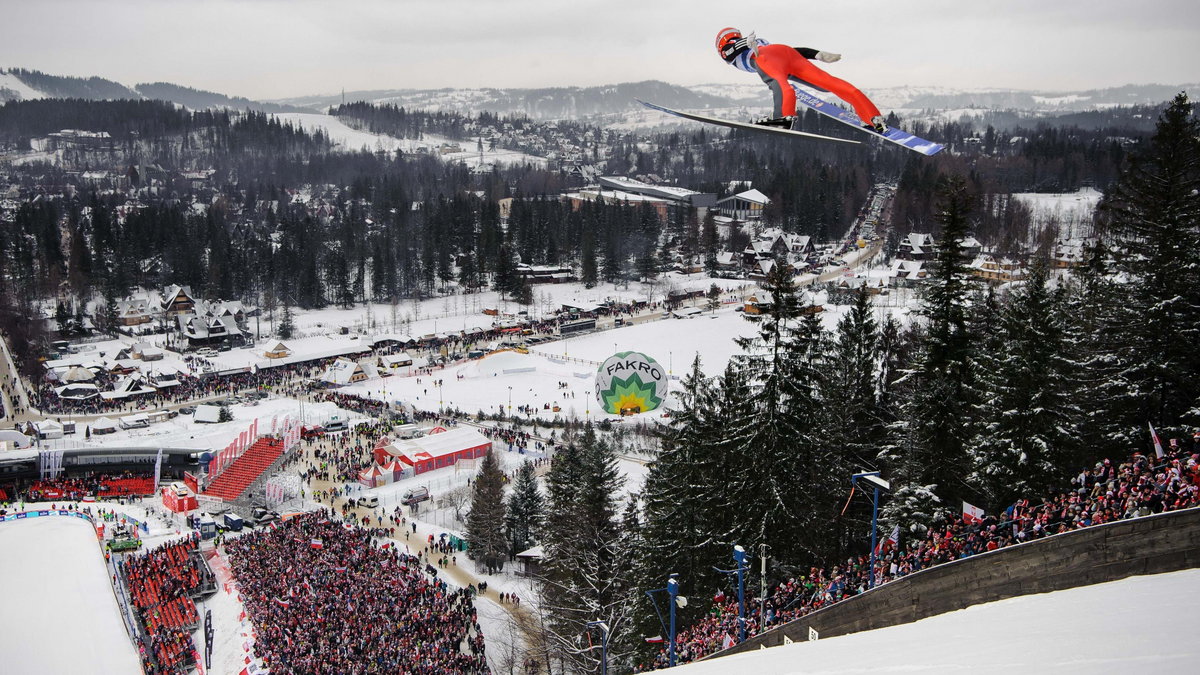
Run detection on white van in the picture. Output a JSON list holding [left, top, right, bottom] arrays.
[[359, 494, 380, 508]]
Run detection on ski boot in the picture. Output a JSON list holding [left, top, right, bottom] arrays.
[[865, 116, 889, 135], [755, 115, 796, 129]]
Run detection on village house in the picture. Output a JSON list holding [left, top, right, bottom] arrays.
[[715, 188, 771, 221]]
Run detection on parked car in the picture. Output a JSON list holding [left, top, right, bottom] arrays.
[[250, 507, 279, 527], [301, 425, 326, 439]]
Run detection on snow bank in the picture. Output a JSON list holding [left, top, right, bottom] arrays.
[[0, 516, 142, 674], [673, 568, 1200, 674]]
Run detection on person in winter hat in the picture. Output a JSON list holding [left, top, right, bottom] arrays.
[[715, 27, 886, 133]]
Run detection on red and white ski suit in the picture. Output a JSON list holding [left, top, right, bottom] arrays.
[[728, 40, 882, 125]]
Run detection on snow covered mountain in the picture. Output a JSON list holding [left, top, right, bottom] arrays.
[[0, 68, 305, 113], [272, 80, 1197, 119]]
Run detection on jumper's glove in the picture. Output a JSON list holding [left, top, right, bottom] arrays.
[[816, 51, 841, 63]]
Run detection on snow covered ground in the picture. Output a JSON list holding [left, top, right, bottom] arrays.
[[0, 516, 143, 675], [1013, 187, 1101, 238], [270, 112, 547, 167], [673, 568, 1200, 674]]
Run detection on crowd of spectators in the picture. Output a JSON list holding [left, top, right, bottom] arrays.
[[226, 512, 487, 674], [32, 356, 333, 415], [23, 471, 156, 501], [121, 535, 210, 675], [642, 442, 1200, 670]]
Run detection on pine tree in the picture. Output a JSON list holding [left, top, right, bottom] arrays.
[[278, 303, 295, 340], [821, 287, 882, 471], [581, 228, 599, 288], [466, 449, 508, 573], [541, 425, 636, 672], [724, 262, 830, 562], [635, 357, 728, 639], [971, 260, 1081, 507], [883, 176, 978, 531], [1095, 92, 1200, 441], [505, 460, 544, 557]]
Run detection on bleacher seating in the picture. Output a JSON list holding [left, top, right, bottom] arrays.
[[26, 473, 156, 501], [202, 437, 285, 500], [122, 536, 208, 674]]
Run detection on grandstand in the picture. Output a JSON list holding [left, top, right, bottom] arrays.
[[201, 436, 286, 501], [120, 535, 217, 674]]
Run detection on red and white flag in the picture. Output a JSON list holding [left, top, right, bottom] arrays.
[[644, 635, 664, 644], [962, 501, 985, 524], [274, 597, 290, 607], [722, 633, 736, 650], [1149, 422, 1165, 459], [310, 539, 324, 550], [875, 524, 900, 555]]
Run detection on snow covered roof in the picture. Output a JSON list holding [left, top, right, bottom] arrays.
[[194, 405, 222, 423], [322, 357, 373, 385], [383, 427, 492, 462], [516, 545, 544, 559], [733, 188, 770, 204]]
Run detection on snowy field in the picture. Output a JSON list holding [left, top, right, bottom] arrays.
[[0, 516, 143, 675], [674, 568, 1200, 674], [271, 112, 547, 167], [340, 301, 869, 422], [1012, 187, 1101, 237]]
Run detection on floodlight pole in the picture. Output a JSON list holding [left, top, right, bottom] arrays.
[[714, 544, 750, 643], [586, 620, 610, 675], [852, 471, 884, 589], [646, 572, 683, 667]]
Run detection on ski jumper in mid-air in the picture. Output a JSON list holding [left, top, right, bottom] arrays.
[[715, 27, 886, 133]]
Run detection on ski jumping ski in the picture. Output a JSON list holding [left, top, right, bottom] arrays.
[[789, 86, 944, 156], [636, 99, 861, 147]]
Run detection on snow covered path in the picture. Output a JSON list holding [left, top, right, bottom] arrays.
[[0, 516, 143, 675], [673, 568, 1200, 674]]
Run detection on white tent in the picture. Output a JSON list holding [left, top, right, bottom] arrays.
[[61, 366, 95, 382], [194, 405, 222, 424], [119, 413, 150, 430], [35, 420, 64, 440]]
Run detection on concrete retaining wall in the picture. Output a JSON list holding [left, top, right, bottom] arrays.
[[716, 507, 1200, 657]]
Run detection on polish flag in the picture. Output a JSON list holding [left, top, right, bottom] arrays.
[[274, 597, 290, 607], [962, 501, 985, 524], [310, 539, 324, 550], [875, 524, 900, 555], [722, 633, 736, 650], [644, 635, 664, 644]]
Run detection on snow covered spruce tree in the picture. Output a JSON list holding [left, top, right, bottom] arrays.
[[541, 425, 637, 672], [466, 449, 508, 574], [1093, 92, 1200, 443], [1066, 241, 1126, 461], [822, 286, 885, 471], [634, 356, 732, 640], [971, 260, 1081, 507], [505, 459, 544, 558], [724, 261, 834, 562], [881, 176, 979, 532]]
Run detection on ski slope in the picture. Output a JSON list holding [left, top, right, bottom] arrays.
[[270, 112, 547, 166], [673, 568, 1200, 674], [0, 516, 143, 675]]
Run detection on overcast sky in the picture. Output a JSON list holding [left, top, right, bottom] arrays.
[[3, 0, 1199, 100]]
